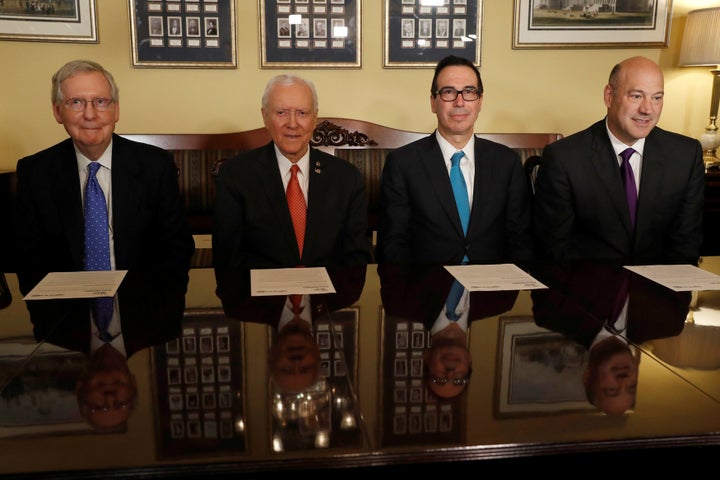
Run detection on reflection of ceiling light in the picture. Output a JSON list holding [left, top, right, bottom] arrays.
[[289, 14, 301, 25], [418, 39, 429, 46], [333, 25, 348, 38], [315, 430, 330, 448], [272, 434, 284, 452], [420, 0, 444, 6], [468, 34, 477, 40], [235, 418, 245, 433], [460, 35, 473, 42]]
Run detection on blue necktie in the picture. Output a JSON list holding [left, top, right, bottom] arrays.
[[84, 162, 113, 341], [450, 151, 470, 263], [619, 148, 638, 227], [445, 279, 466, 322]]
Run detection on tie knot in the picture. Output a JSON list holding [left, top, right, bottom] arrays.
[[619, 148, 635, 163], [451, 151, 464, 167], [290, 164, 300, 176], [88, 161, 101, 177]]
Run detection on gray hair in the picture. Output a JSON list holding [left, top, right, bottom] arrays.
[[51, 59, 119, 105], [261, 74, 318, 112]]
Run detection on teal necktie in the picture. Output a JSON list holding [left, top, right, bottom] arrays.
[[445, 280, 466, 322], [450, 151, 470, 263]]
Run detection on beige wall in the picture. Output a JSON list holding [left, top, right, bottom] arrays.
[[0, 0, 717, 171]]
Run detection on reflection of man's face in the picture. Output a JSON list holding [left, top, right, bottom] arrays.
[[269, 323, 321, 393], [423, 338, 471, 399], [584, 341, 638, 416], [76, 344, 137, 429]]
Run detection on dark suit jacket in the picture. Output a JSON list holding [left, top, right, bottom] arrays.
[[28, 270, 186, 358], [530, 261, 690, 348], [378, 264, 519, 328], [533, 119, 705, 264], [376, 134, 534, 264], [13, 134, 195, 295], [212, 142, 371, 270]]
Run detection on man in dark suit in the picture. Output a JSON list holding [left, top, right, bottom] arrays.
[[13, 59, 195, 296], [212, 74, 372, 270], [376, 55, 534, 264], [533, 56, 705, 264]]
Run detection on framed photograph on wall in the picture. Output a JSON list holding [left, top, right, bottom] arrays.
[[512, 0, 672, 49], [0, 0, 98, 43], [129, 0, 237, 68], [260, 0, 361, 68], [493, 316, 595, 418], [383, 0, 482, 68]]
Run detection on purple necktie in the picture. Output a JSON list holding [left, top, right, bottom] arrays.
[[619, 148, 637, 227]]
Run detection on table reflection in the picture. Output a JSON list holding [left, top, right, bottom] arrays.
[[1, 260, 720, 477]]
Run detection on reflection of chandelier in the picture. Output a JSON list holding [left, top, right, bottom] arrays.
[[271, 377, 359, 452]]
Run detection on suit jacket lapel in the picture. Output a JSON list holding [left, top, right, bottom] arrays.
[[111, 136, 143, 267], [588, 124, 634, 236], [54, 140, 85, 268], [421, 136, 465, 238], [305, 150, 327, 261], [635, 132, 665, 234], [258, 143, 302, 262]]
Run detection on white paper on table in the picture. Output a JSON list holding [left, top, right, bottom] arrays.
[[250, 267, 336, 296], [624, 264, 720, 291], [444, 264, 547, 291], [23, 270, 128, 300]]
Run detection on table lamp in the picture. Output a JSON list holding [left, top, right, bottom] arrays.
[[679, 7, 720, 169]]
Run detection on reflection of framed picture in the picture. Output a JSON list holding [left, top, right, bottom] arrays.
[[129, 0, 237, 68], [384, 0, 482, 68], [0, 0, 97, 43], [494, 316, 594, 418], [0, 339, 93, 438], [151, 309, 246, 458], [260, 0, 361, 68], [512, 0, 672, 49]]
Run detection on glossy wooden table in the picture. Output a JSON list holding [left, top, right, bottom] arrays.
[[1, 260, 720, 477]]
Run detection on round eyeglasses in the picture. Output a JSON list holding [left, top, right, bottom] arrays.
[[433, 87, 480, 102], [63, 97, 114, 112]]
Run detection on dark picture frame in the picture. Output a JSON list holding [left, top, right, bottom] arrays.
[[150, 309, 246, 458], [512, 0, 672, 49], [0, 0, 98, 43], [383, 0, 482, 68], [129, 0, 237, 69], [260, 0, 361, 69]]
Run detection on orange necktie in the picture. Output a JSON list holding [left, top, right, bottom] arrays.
[[286, 164, 306, 257]]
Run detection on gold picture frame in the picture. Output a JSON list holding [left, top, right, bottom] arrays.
[[512, 0, 673, 49], [0, 0, 98, 43]]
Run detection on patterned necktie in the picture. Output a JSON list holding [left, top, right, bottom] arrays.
[[84, 162, 113, 341], [286, 164, 306, 258], [619, 148, 638, 227], [445, 279, 465, 322]]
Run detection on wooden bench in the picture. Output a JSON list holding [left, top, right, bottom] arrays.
[[121, 117, 561, 239], [0, 119, 562, 270]]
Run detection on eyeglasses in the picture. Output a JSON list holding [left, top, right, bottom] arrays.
[[433, 87, 480, 102], [63, 97, 114, 112], [429, 375, 469, 386], [88, 399, 132, 415]]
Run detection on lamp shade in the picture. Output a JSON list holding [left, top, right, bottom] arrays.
[[679, 7, 720, 67]]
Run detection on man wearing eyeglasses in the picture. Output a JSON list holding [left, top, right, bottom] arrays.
[[377, 55, 534, 264], [14, 59, 195, 298]]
